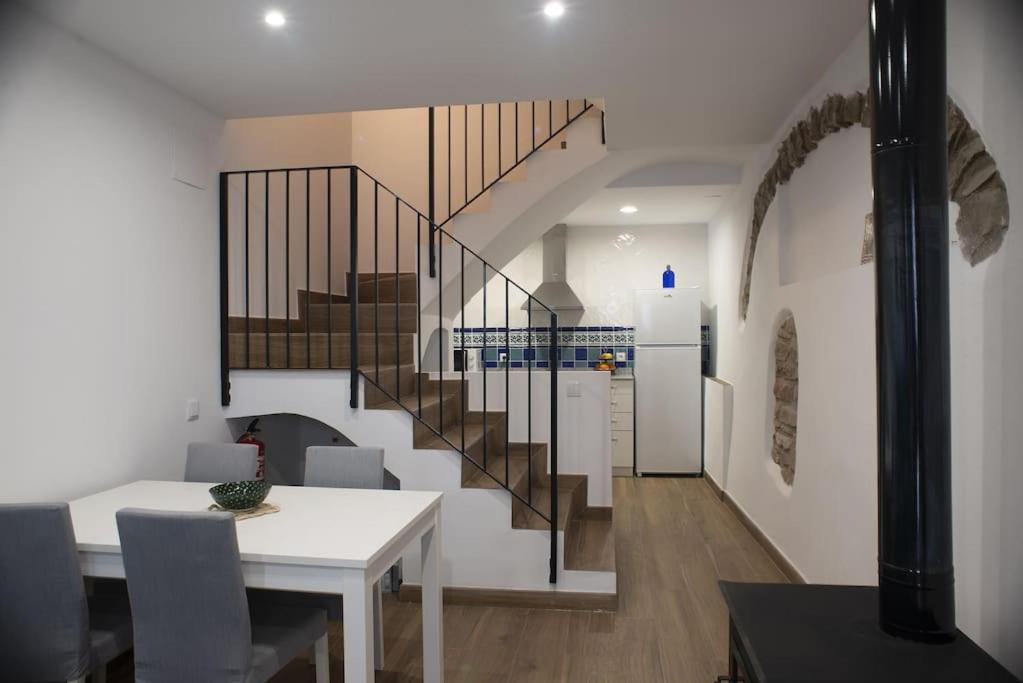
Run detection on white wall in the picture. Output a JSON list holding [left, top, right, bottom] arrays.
[[456, 223, 709, 328], [0, 4, 230, 502], [707, 1, 1023, 675], [223, 113, 352, 171]]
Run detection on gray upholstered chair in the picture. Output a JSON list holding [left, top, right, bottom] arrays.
[[184, 442, 259, 483], [304, 445, 385, 489], [116, 508, 329, 683], [302, 446, 388, 668], [0, 503, 133, 683]]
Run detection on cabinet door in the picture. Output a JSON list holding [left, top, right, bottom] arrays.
[[612, 432, 634, 468]]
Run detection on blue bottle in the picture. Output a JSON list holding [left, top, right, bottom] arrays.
[[662, 265, 675, 288]]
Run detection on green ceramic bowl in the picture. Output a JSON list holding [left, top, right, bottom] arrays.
[[209, 480, 272, 511]]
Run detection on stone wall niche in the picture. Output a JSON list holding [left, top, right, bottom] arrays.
[[772, 311, 798, 485]]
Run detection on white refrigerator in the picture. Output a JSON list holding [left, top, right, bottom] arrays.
[[633, 288, 703, 475]]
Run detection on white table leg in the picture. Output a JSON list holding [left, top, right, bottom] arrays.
[[421, 514, 444, 683], [374, 579, 385, 670], [342, 573, 374, 683]]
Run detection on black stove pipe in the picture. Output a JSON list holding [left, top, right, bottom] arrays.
[[869, 0, 955, 642]]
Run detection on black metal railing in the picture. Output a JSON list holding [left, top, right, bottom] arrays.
[[219, 164, 561, 582], [427, 98, 600, 276]]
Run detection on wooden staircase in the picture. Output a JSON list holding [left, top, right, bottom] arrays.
[[229, 273, 613, 573]]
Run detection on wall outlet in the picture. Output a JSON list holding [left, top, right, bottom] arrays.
[[499, 352, 508, 363], [567, 381, 582, 398], [616, 351, 627, 362], [185, 398, 200, 422]]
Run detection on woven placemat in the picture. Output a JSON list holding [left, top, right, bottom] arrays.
[[207, 502, 280, 521]]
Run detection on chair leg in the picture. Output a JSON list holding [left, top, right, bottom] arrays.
[[374, 580, 385, 670], [314, 633, 330, 683]]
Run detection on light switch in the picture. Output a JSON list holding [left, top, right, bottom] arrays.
[[186, 399, 200, 422], [567, 381, 582, 397]]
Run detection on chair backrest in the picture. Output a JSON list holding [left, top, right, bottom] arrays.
[[304, 446, 385, 489], [0, 503, 90, 682], [116, 509, 253, 683], [185, 442, 258, 483]]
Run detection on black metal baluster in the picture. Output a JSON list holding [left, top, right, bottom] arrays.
[[527, 300, 532, 505], [244, 172, 250, 369], [461, 246, 466, 454], [482, 262, 488, 471], [374, 181, 380, 384], [532, 100, 536, 151], [349, 169, 359, 408], [394, 196, 400, 397], [428, 106, 436, 279], [505, 278, 510, 487], [480, 103, 485, 194], [264, 173, 270, 368], [219, 172, 230, 405], [464, 104, 468, 212], [447, 107, 452, 224], [438, 228, 443, 436], [549, 309, 559, 584], [306, 171, 311, 368], [285, 171, 290, 368], [515, 101, 520, 163], [327, 170, 333, 370], [548, 100, 553, 142], [417, 216, 423, 419]]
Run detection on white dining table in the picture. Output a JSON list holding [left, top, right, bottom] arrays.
[[68, 480, 444, 683]]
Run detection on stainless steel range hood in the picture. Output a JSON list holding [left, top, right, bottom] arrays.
[[521, 224, 584, 313]]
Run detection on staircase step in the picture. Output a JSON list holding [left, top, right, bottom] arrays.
[[228, 302, 417, 334], [364, 383, 466, 433], [462, 443, 547, 493], [564, 517, 615, 572], [304, 303, 417, 333], [228, 332, 414, 369], [349, 273, 418, 304], [512, 474, 587, 532], [298, 289, 348, 307]]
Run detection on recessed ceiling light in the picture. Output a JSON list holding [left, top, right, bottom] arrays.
[[543, 2, 565, 19], [264, 10, 286, 27], [619, 205, 638, 214]]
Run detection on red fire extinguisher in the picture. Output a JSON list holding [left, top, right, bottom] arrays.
[[237, 418, 266, 480]]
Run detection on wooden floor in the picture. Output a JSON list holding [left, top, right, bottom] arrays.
[[109, 477, 787, 682]]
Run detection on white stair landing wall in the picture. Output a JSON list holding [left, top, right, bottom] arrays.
[[224, 370, 616, 594]]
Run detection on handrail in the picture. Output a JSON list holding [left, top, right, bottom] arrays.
[[219, 158, 567, 582]]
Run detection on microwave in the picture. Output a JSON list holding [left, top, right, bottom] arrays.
[[453, 348, 481, 372]]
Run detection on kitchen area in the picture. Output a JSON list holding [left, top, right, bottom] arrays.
[[451, 198, 714, 482]]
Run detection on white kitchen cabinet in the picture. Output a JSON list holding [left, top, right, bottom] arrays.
[[611, 377, 635, 473]]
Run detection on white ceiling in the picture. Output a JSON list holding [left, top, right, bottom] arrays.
[[23, 0, 865, 149], [562, 185, 734, 226]]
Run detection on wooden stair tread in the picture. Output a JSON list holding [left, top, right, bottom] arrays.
[[512, 478, 585, 532], [413, 419, 498, 451], [564, 517, 615, 572]]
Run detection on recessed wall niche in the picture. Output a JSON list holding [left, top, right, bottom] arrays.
[[772, 311, 798, 485]]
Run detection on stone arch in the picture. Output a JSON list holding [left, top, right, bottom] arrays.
[[771, 311, 798, 485], [739, 92, 1010, 320]]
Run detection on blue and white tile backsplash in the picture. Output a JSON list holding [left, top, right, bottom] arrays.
[[453, 326, 636, 370]]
